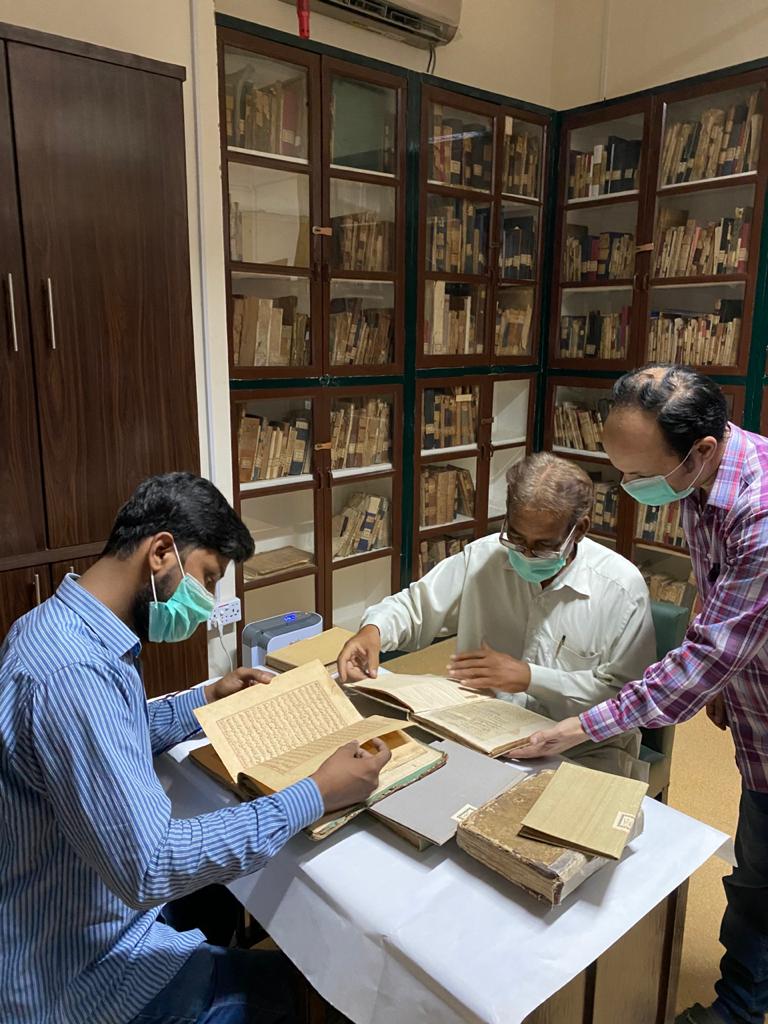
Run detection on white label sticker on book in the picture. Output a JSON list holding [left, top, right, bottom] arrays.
[[613, 811, 636, 832], [452, 803, 478, 824]]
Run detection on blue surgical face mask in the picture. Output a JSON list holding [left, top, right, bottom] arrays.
[[504, 524, 577, 585], [621, 446, 710, 506], [148, 543, 215, 643]]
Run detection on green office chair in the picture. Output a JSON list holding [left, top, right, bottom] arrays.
[[640, 600, 690, 802]]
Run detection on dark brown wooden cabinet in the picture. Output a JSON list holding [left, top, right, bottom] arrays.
[[0, 43, 46, 559], [0, 25, 207, 694], [9, 41, 199, 549], [0, 566, 52, 638]]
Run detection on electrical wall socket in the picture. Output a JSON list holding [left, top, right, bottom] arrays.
[[208, 597, 242, 630]]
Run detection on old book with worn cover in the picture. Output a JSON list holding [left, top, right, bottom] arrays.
[[456, 770, 645, 905], [265, 626, 354, 672], [519, 761, 647, 859], [193, 660, 445, 841], [345, 672, 555, 757]]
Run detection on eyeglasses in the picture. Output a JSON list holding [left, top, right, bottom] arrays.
[[498, 519, 577, 560]]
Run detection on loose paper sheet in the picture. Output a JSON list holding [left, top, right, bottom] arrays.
[[520, 761, 648, 859]]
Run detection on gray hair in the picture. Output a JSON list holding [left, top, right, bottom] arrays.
[[506, 452, 594, 525]]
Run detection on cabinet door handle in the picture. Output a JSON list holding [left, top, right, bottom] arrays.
[[6, 273, 19, 352], [33, 572, 42, 606], [44, 277, 57, 350]]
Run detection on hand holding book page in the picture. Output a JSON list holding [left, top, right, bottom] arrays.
[[194, 660, 445, 814]]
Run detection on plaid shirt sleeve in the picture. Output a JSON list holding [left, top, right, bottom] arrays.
[[581, 507, 768, 741]]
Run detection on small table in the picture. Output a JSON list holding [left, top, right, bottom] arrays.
[[158, 738, 725, 1024]]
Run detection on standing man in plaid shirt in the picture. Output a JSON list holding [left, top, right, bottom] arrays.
[[513, 364, 768, 1024]]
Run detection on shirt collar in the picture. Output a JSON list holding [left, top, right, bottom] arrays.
[[55, 573, 141, 659], [546, 541, 592, 597], [694, 422, 746, 512]]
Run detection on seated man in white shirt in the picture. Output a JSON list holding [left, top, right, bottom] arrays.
[[338, 452, 656, 779]]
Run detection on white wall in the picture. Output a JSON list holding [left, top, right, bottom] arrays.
[[217, 0, 557, 106], [552, 0, 768, 109]]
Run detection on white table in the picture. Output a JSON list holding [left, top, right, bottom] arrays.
[[158, 740, 726, 1024]]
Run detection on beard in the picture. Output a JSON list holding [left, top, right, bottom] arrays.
[[131, 572, 176, 643]]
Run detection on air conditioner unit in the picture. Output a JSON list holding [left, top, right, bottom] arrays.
[[277, 0, 461, 49]]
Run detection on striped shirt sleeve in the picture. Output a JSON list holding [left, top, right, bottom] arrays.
[[27, 663, 323, 910], [581, 508, 768, 740], [147, 686, 206, 755]]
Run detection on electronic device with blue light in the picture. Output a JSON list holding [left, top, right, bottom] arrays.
[[242, 611, 324, 668]]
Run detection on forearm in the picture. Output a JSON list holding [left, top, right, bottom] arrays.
[[147, 687, 206, 755], [114, 779, 322, 910]]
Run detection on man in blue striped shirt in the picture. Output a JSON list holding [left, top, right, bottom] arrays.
[[0, 473, 390, 1024]]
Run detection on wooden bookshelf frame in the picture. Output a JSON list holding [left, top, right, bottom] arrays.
[[231, 382, 403, 627], [320, 57, 407, 377], [549, 96, 654, 374], [412, 372, 536, 576], [550, 70, 768, 377], [218, 29, 407, 380], [417, 85, 548, 370]]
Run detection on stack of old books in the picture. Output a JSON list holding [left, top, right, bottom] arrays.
[[457, 763, 647, 906]]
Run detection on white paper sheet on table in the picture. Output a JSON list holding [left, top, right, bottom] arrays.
[[157, 740, 727, 1024]]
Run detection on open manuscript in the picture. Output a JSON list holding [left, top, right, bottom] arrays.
[[192, 660, 445, 840], [344, 672, 555, 757]]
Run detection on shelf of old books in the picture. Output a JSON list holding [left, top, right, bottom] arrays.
[[235, 395, 315, 494], [331, 476, 395, 566], [545, 380, 614, 462], [223, 44, 310, 164], [552, 201, 639, 369], [416, 530, 474, 578], [419, 382, 481, 458], [646, 280, 745, 368], [634, 502, 689, 554], [657, 80, 765, 192], [329, 279, 395, 367], [323, 59, 405, 374], [633, 539, 697, 615], [501, 115, 544, 201], [222, 34, 318, 379], [649, 180, 756, 372], [419, 86, 547, 367], [551, 99, 650, 370], [565, 109, 645, 205], [231, 272, 312, 370], [567, 458, 622, 542], [220, 33, 406, 377], [419, 457, 477, 534], [495, 284, 535, 359], [423, 281, 487, 358]]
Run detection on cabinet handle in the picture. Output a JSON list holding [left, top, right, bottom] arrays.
[[6, 273, 18, 352], [44, 277, 57, 350], [33, 572, 42, 606]]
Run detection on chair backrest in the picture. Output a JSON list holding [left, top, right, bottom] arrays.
[[641, 600, 690, 756]]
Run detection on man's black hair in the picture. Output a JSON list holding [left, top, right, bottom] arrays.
[[611, 363, 729, 460], [102, 472, 255, 562]]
